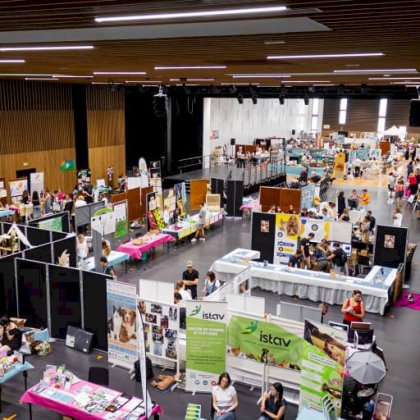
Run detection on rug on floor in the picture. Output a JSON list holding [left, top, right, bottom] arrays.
[[393, 292, 420, 311]]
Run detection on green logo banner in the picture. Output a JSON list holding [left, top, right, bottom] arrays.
[[227, 315, 303, 370], [186, 301, 227, 393]]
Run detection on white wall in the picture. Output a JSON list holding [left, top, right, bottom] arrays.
[[203, 98, 322, 154]]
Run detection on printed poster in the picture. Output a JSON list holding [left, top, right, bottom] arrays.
[[113, 201, 128, 238], [91, 207, 115, 236], [300, 218, 331, 243], [137, 299, 179, 362], [30, 172, 44, 195], [273, 213, 301, 265], [107, 280, 138, 369], [300, 183, 316, 211], [299, 320, 346, 416], [38, 216, 63, 232], [333, 152, 346, 179], [227, 315, 303, 371], [186, 301, 227, 393], [9, 179, 28, 199]]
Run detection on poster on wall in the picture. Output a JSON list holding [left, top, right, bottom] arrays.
[[227, 315, 303, 370], [299, 320, 346, 416], [273, 213, 301, 265], [210, 130, 219, 140], [137, 299, 179, 362], [333, 152, 346, 179], [186, 301, 227, 393], [138, 157, 149, 188], [107, 280, 138, 369], [300, 183, 316, 211], [113, 200, 128, 238], [300, 218, 330, 243], [9, 179, 28, 200], [38, 216, 63, 233], [30, 172, 44, 195], [91, 207, 115, 236]]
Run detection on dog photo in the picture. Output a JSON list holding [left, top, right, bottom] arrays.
[[138, 300, 147, 314], [169, 307, 178, 321], [160, 315, 169, 329], [145, 313, 157, 324], [165, 328, 177, 339], [151, 304, 163, 314], [107, 305, 137, 345]]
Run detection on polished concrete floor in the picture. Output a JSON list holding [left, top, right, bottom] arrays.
[[1, 183, 418, 420]]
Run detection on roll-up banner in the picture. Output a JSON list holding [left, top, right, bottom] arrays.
[[273, 213, 301, 265]]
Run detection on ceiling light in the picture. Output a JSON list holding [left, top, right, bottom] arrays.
[[0, 45, 94, 52], [0, 73, 88, 77], [287, 80, 331, 83], [390, 82, 420, 85], [155, 66, 226, 70], [95, 5, 288, 23], [231, 74, 290, 78], [345, 64, 360, 67], [334, 68, 417, 74], [264, 40, 286, 45], [170, 78, 215, 82], [313, 84, 337, 86], [369, 77, 420, 80], [0, 59, 25, 63], [221, 82, 261, 86], [53, 74, 93, 78], [94, 71, 146, 75], [125, 80, 162, 83], [268, 52, 384, 60], [25, 77, 59, 81], [92, 82, 109, 85]]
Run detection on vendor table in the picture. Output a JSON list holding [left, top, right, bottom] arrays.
[[0, 361, 34, 412], [116, 233, 175, 260], [162, 210, 224, 240], [240, 198, 259, 211], [0, 209, 15, 219], [82, 250, 130, 273], [20, 378, 163, 420], [211, 249, 397, 315]]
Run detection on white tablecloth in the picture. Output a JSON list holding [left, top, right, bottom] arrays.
[[211, 250, 396, 315]]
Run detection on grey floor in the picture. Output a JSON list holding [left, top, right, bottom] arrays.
[[2, 184, 419, 420]]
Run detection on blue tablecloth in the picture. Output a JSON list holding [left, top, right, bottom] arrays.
[[82, 250, 130, 272], [0, 209, 14, 218], [286, 165, 324, 177], [0, 361, 34, 385], [296, 408, 331, 420]]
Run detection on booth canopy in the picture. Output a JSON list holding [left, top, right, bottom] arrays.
[[383, 125, 402, 136]]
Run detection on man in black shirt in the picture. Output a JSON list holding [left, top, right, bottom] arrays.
[[288, 250, 304, 268], [300, 232, 314, 269], [100, 256, 116, 277], [182, 260, 199, 299], [327, 242, 348, 275]]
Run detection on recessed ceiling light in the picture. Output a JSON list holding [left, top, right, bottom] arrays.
[[220, 82, 261, 86], [94, 71, 146, 75], [155, 66, 226, 70], [95, 5, 288, 23], [170, 78, 215, 82], [334, 68, 417, 74], [25, 77, 59, 81], [124, 80, 162, 83], [0, 73, 91, 77], [53, 74, 93, 78], [313, 84, 337, 86], [0, 59, 25, 63], [267, 53, 384, 60], [369, 77, 420, 80], [264, 40, 286, 45], [286, 80, 332, 83], [0, 45, 94, 52], [231, 74, 290, 78], [345, 64, 360, 67], [390, 81, 420, 85]]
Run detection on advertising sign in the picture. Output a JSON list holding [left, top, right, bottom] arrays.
[[186, 301, 227, 393], [273, 213, 301, 265], [333, 152, 346, 179], [227, 315, 303, 370], [106, 281, 138, 369], [299, 320, 346, 416], [137, 298, 179, 362], [300, 183, 316, 211], [30, 172, 44, 195], [38, 216, 63, 232], [300, 218, 330, 243], [91, 207, 115, 236], [113, 201, 128, 238], [9, 179, 28, 199]]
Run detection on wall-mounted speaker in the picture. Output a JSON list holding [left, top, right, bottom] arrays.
[[230, 138, 236, 146]]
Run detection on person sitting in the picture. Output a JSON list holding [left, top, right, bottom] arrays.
[[175, 280, 191, 302], [327, 242, 348, 275], [288, 250, 304, 268], [0, 317, 22, 355], [212, 372, 238, 420], [202, 271, 219, 297], [258, 382, 287, 420], [268, 205, 276, 214], [339, 208, 350, 222]]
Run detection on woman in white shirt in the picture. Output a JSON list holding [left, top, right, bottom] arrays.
[[392, 207, 403, 227], [212, 372, 238, 420], [175, 281, 191, 303], [76, 234, 88, 261]]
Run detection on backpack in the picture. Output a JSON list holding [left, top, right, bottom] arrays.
[[340, 249, 348, 265], [134, 357, 154, 382]]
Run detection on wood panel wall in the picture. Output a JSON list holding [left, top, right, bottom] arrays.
[[86, 86, 126, 187], [0, 80, 76, 196]]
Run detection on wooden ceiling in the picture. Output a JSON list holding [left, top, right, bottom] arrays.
[[0, 0, 419, 87]]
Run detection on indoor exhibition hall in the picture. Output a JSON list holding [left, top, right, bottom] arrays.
[[0, 1, 419, 420]]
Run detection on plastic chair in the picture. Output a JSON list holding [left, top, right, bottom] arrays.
[[373, 393, 393, 420], [88, 367, 109, 386]]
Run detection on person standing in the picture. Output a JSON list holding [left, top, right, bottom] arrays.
[[387, 172, 396, 204], [191, 202, 207, 243], [407, 160, 414, 177], [100, 256, 116, 277], [341, 290, 366, 326], [347, 190, 360, 209], [359, 189, 371, 209], [367, 210, 376, 233], [337, 191, 346, 216], [408, 170, 418, 195], [392, 207, 403, 227], [353, 157, 362, 178], [258, 382, 287, 420], [395, 178, 405, 207], [327, 242, 348, 275], [182, 261, 199, 299], [212, 372, 238, 420], [300, 232, 314, 269]]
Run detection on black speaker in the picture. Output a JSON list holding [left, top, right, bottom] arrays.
[[66, 325, 94, 354], [409, 99, 420, 127], [292, 129, 296, 135], [230, 138, 236, 146]]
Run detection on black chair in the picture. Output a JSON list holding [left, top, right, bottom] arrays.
[[88, 367, 109, 386]]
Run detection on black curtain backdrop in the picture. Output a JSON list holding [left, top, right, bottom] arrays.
[[72, 84, 89, 170], [251, 212, 276, 263], [0, 253, 21, 317], [125, 90, 167, 170]]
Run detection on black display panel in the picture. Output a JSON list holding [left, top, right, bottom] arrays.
[[53, 237, 77, 268], [226, 180, 243, 217], [29, 211, 71, 233], [409, 99, 420, 127], [82, 271, 109, 351], [52, 231, 67, 241], [1, 222, 13, 234], [26, 226, 51, 246], [49, 266, 81, 339], [17, 260, 48, 328], [0, 253, 22, 316], [251, 212, 276, 263], [24, 243, 52, 264], [373, 225, 408, 268]]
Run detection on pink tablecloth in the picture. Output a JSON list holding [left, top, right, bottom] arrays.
[[20, 379, 164, 420], [116, 233, 175, 260], [240, 200, 259, 211]]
